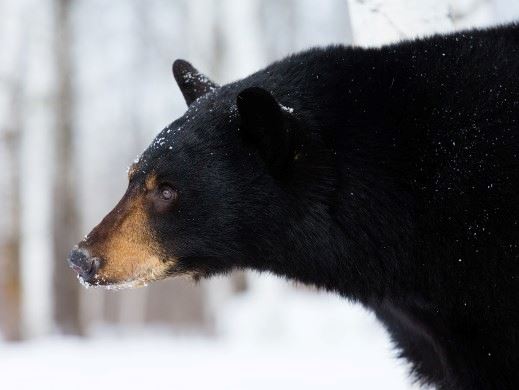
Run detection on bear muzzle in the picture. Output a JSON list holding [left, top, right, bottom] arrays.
[[67, 246, 102, 284]]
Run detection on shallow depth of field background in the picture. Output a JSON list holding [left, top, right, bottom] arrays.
[[1, 1, 518, 389]]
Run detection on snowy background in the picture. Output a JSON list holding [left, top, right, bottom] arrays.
[[1, 1, 518, 389]]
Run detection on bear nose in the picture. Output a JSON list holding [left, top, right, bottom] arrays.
[[67, 248, 100, 282]]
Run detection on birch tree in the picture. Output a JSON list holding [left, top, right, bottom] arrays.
[[0, 68, 23, 342], [346, 0, 505, 47], [52, 0, 82, 335], [0, 0, 27, 342]]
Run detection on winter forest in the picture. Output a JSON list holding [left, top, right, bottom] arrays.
[[1, 0, 518, 389]]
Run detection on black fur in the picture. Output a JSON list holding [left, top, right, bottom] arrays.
[[132, 24, 519, 389]]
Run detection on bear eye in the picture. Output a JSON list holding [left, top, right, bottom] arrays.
[[158, 185, 177, 202]]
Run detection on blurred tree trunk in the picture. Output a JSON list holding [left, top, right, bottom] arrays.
[[0, 78, 22, 341], [52, 0, 82, 335]]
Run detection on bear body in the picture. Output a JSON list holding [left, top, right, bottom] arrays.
[[70, 24, 519, 389], [223, 25, 519, 389]]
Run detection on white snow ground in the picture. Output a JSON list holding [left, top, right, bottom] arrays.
[[0, 286, 424, 390]]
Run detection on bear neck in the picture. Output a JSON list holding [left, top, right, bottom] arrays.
[[240, 46, 423, 303]]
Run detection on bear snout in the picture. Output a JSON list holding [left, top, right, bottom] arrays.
[[67, 246, 101, 284]]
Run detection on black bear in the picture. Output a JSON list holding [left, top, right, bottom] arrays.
[[68, 24, 519, 389]]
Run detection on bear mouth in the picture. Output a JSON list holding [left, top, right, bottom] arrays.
[[76, 273, 150, 290], [77, 259, 188, 290]]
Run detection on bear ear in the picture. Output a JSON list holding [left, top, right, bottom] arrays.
[[237, 87, 296, 179], [172, 59, 218, 106]]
